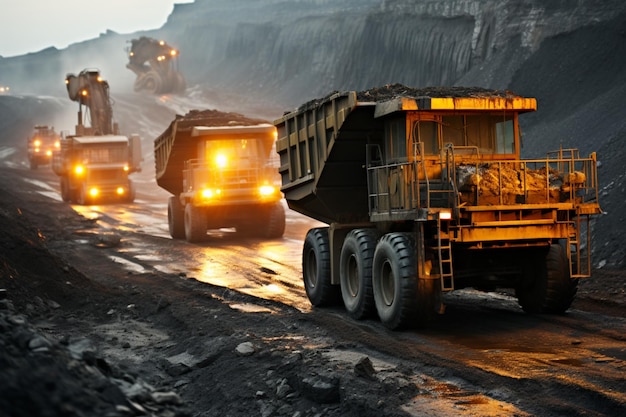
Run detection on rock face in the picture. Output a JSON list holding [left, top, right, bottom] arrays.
[[158, 0, 626, 104], [2, 0, 625, 103]]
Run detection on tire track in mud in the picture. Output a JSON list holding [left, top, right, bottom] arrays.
[[71, 203, 312, 311]]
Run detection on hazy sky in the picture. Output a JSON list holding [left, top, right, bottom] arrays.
[[0, 0, 193, 58]]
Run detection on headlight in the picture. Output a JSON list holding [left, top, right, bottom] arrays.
[[116, 187, 125, 195], [215, 154, 228, 168], [259, 185, 275, 196], [88, 187, 99, 197], [201, 188, 221, 199]]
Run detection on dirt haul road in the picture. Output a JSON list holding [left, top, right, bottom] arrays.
[[1, 163, 625, 417]]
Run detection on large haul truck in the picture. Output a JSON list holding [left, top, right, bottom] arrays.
[[126, 37, 186, 95], [155, 110, 285, 243], [27, 125, 60, 169], [52, 69, 142, 205], [274, 85, 602, 329]]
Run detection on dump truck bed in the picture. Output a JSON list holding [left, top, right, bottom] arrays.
[[154, 109, 270, 195]]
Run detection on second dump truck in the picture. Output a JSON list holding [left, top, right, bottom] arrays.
[[275, 85, 602, 329], [27, 125, 60, 169], [155, 109, 285, 242]]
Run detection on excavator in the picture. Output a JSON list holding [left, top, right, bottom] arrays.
[[126, 37, 186, 95]]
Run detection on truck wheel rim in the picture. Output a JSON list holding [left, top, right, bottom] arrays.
[[305, 249, 318, 289], [346, 254, 359, 297], [380, 259, 395, 306]]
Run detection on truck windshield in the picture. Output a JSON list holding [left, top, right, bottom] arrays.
[[203, 138, 263, 167], [80, 145, 128, 164], [385, 116, 407, 162], [441, 115, 515, 155]]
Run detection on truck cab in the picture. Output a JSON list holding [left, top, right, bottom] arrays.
[[54, 134, 142, 205]]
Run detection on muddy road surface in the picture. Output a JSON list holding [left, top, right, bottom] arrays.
[[1, 162, 625, 417]]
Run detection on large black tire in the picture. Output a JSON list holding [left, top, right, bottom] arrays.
[[265, 202, 286, 238], [125, 182, 136, 203], [77, 184, 91, 205], [372, 233, 420, 330], [340, 229, 379, 320], [184, 204, 207, 243], [516, 243, 578, 314], [302, 228, 340, 306], [136, 71, 162, 95], [60, 177, 71, 202], [168, 196, 185, 239]]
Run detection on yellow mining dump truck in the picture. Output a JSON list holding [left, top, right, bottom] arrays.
[[27, 125, 60, 169], [274, 85, 602, 329], [155, 109, 285, 243]]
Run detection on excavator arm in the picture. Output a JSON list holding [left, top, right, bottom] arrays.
[[65, 69, 115, 135]]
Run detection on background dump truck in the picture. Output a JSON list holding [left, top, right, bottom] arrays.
[[126, 37, 186, 95], [27, 125, 60, 169], [52, 69, 142, 205], [154, 109, 286, 243], [274, 85, 602, 330]]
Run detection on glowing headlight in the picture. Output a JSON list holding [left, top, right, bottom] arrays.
[[201, 188, 221, 199], [116, 187, 125, 195], [74, 165, 85, 175], [88, 187, 99, 197], [215, 154, 228, 168], [259, 185, 275, 196]]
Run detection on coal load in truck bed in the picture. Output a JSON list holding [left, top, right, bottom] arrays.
[[356, 84, 516, 102], [294, 83, 519, 113], [172, 109, 270, 129]]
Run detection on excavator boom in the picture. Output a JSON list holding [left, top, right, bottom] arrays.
[[65, 69, 116, 136]]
